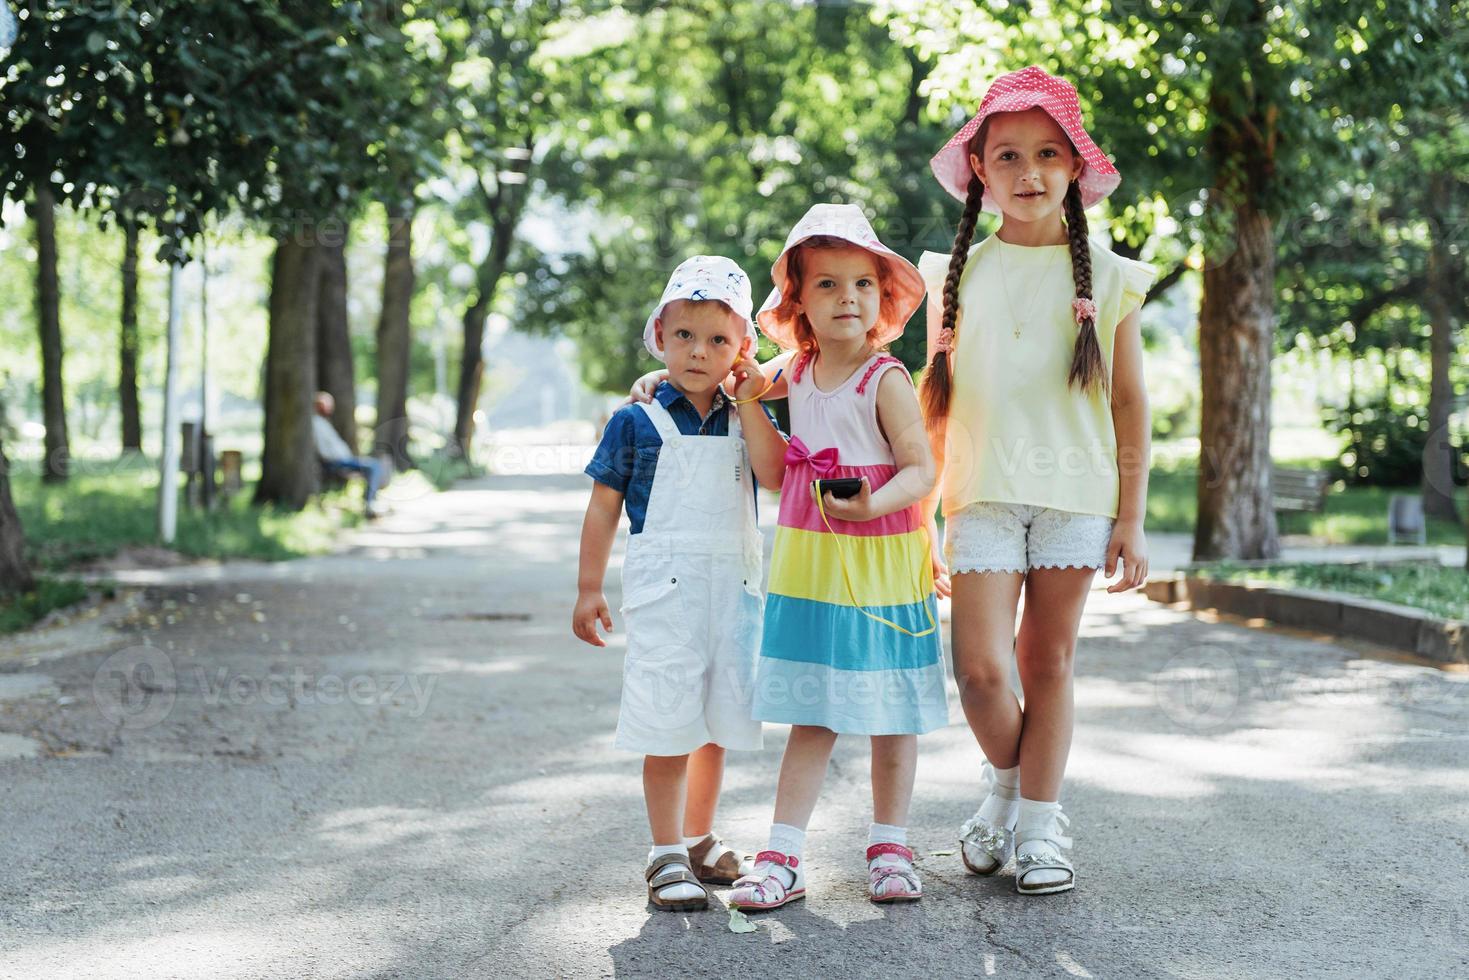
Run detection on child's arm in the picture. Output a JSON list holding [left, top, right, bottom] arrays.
[[628, 349, 796, 404], [916, 265, 952, 595], [1106, 307, 1150, 594], [573, 482, 624, 647], [820, 369, 935, 522], [731, 348, 788, 487], [918, 420, 951, 598]]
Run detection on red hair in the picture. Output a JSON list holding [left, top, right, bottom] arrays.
[[767, 236, 906, 356]]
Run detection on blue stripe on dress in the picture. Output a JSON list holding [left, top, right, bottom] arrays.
[[750, 657, 950, 735], [761, 593, 942, 671]]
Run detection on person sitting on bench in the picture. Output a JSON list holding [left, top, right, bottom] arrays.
[[312, 391, 386, 518]]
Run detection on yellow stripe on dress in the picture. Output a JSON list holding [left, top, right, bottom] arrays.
[[768, 526, 935, 609]]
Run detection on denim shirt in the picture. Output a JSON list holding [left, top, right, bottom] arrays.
[[585, 381, 776, 534]]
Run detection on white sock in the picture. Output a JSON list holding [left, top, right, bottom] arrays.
[[1015, 799, 1070, 888], [991, 763, 1021, 795], [761, 823, 805, 889], [868, 822, 907, 848], [684, 832, 739, 869], [647, 843, 703, 902], [978, 764, 1021, 827]]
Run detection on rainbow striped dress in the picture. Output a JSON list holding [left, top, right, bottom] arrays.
[[752, 352, 949, 735]]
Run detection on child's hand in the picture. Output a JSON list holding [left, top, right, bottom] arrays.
[[573, 590, 613, 646], [814, 477, 874, 522], [620, 370, 668, 407], [729, 350, 766, 402], [1104, 520, 1149, 593], [925, 519, 952, 599]]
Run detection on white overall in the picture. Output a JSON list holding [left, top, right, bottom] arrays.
[[615, 398, 765, 756]]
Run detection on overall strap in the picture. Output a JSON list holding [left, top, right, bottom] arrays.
[[636, 399, 682, 441]]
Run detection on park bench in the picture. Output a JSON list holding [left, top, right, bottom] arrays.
[[1271, 466, 1330, 514]]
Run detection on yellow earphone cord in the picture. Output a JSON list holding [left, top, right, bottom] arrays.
[[814, 487, 937, 639]]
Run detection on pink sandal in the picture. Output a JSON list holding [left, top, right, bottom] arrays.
[[867, 843, 922, 903], [727, 851, 806, 911]]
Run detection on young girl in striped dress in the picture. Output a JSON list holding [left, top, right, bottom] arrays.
[[721, 203, 950, 909]]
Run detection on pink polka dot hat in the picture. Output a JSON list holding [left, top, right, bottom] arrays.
[[929, 65, 1121, 215]]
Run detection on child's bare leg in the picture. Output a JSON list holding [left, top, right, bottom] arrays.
[[643, 752, 707, 904], [868, 734, 921, 900], [643, 753, 690, 845], [771, 725, 839, 828], [1013, 566, 1094, 800], [729, 727, 836, 907], [682, 743, 725, 838], [870, 734, 917, 826], [950, 571, 1025, 767]]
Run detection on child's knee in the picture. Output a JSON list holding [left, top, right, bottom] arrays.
[[954, 660, 1010, 701], [1016, 642, 1076, 686]]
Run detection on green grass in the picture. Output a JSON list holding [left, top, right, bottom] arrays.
[[1145, 454, 1467, 546], [11, 455, 363, 572], [0, 576, 108, 634], [1193, 561, 1469, 621]]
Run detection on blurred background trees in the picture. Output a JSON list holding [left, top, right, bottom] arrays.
[[1, 0, 1466, 595]]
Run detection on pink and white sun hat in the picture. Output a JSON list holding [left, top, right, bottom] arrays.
[[756, 203, 926, 351], [643, 255, 757, 363], [929, 65, 1121, 215]]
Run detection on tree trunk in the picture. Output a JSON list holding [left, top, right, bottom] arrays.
[[315, 225, 358, 454], [119, 217, 143, 453], [1193, 65, 1280, 561], [375, 193, 416, 471], [255, 235, 322, 510], [1422, 173, 1460, 524], [453, 303, 488, 462], [1195, 203, 1280, 560], [453, 195, 527, 461], [0, 431, 33, 596], [32, 187, 69, 483]]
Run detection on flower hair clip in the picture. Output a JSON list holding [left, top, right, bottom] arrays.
[[1072, 297, 1098, 325], [935, 327, 956, 354]]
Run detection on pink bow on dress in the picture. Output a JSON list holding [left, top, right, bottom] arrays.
[[784, 436, 839, 475]]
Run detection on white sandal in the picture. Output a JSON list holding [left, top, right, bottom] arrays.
[[727, 851, 805, 911], [1014, 808, 1075, 895], [959, 764, 1016, 875], [867, 843, 922, 903]]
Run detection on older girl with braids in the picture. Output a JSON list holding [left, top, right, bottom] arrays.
[[916, 66, 1158, 895]]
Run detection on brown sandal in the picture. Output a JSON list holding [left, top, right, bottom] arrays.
[[645, 852, 709, 911], [687, 834, 753, 886]]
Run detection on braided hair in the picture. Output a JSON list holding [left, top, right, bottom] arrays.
[[918, 171, 985, 426], [1062, 180, 1107, 396]]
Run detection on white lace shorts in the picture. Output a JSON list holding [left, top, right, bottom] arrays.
[[945, 502, 1115, 575]]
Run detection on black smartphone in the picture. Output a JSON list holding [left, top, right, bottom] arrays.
[[814, 477, 863, 499]]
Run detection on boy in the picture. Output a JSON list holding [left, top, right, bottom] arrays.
[[573, 255, 787, 911]]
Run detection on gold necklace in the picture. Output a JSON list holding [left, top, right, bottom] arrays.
[[995, 241, 1062, 340]]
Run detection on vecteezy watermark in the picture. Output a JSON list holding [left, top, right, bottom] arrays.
[[93, 646, 178, 730], [193, 665, 437, 717], [92, 646, 438, 728], [1154, 645, 1245, 732]]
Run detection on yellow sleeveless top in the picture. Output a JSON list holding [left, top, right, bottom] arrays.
[[919, 236, 1156, 519]]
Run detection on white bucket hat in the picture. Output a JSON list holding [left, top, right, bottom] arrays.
[[756, 203, 926, 351], [643, 255, 757, 363]]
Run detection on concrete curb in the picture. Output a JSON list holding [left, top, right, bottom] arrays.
[[1143, 575, 1469, 667]]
